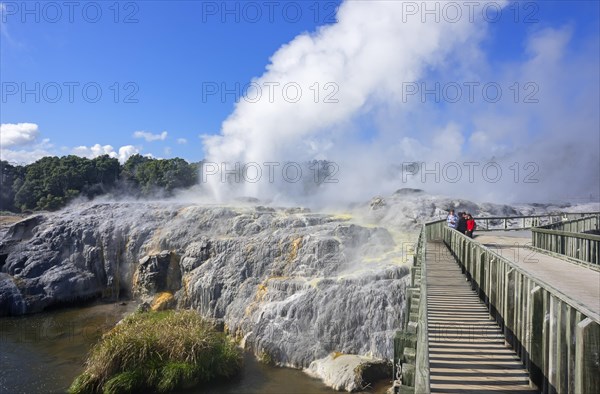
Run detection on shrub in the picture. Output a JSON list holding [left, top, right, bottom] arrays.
[[69, 310, 242, 393]]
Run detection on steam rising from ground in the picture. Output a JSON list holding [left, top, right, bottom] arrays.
[[202, 0, 599, 207]]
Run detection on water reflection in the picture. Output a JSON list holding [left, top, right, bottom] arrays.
[[0, 303, 389, 394], [0, 302, 137, 394]]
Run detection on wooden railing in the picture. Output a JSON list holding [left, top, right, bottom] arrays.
[[531, 215, 600, 265], [393, 226, 430, 393], [531, 229, 600, 265], [414, 227, 430, 393], [393, 212, 600, 393], [443, 226, 599, 393], [473, 212, 600, 231], [535, 214, 600, 233]]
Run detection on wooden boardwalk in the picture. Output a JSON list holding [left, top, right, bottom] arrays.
[[475, 231, 600, 318], [426, 241, 538, 393]]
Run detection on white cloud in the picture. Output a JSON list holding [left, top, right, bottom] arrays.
[[0, 148, 50, 165], [72, 144, 141, 163], [0, 123, 148, 165], [176, 138, 188, 144], [72, 144, 116, 158], [117, 145, 142, 162], [0, 138, 53, 165], [0, 123, 40, 147], [133, 130, 168, 142]]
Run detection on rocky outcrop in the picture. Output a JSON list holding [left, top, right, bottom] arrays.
[[306, 353, 392, 391], [1, 193, 576, 390], [369, 196, 386, 210], [133, 251, 182, 297], [0, 201, 409, 391], [0, 273, 27, 315]]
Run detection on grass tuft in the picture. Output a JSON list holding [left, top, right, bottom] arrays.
[[103, 371, 143, 394], [157, 362, 195, 392], [69, 310, 242, 393]]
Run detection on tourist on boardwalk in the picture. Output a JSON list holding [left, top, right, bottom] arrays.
[[466, 214, 476, 238], [446, 209, 458, 229], [456, 212, 467, 234]]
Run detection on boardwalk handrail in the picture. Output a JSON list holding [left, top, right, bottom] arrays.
[[414, 226, 430, 393], [533, 227, 600, 241], [393, 225, 432, 393], [534, 214, 600, 233], [474, 212, 600, 220], [395, 212, 600, 393], [531, 215, 600, 264], [473, 212, 600, 231], [441, 226, 599, 393]]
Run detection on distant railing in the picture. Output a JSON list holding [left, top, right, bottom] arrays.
[[443, 226, 599, 394], [535, 214, 600, 233], [531, 215, 600, 265], [473, 212, 600, 231]]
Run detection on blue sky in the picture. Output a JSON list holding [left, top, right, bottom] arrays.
[[1, 0, 599, 169], [1, 1, 343, 162]]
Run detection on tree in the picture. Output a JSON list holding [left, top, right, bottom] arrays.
[[0, 161, 25, 212], [121, 155, 197, 195], [4, 154, 200, 212], [92, 155, 120, 186]]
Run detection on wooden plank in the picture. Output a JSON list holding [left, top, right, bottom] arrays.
[[425, 241, 536, 393]]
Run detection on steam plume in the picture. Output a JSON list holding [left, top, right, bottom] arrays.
[[203, 0, 599, 206]]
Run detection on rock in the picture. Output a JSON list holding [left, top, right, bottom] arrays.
[[370, 196, 386, 210], [180, 239, 212, 273], [0, 195, 569, 390], [3, 215, 45, 242], [235, 196, 261, 204], [137, 301, 151, 312], [393, 188, 424, 196], [0, 202, 409, 376], [133, 251, 182, 296], [305, 353, 392, 392], [0, 273, 27, 315]]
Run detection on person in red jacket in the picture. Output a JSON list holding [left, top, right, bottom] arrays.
[[466, 214, 476, 238]]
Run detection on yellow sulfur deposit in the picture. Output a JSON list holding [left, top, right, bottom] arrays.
[[151, 292, 175, 311]]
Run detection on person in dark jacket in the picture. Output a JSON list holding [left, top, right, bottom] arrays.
[[456, 212, 467, 234]]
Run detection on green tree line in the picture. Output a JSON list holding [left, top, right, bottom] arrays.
[[0, 155, 200, 212]]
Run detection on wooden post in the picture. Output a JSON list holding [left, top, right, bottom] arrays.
[[504, 268, 515, 344], [548, 295, 558, 390], [575, 318, 600, 394], [556, 302, 567, 394], [528, 286, 543, 388]]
